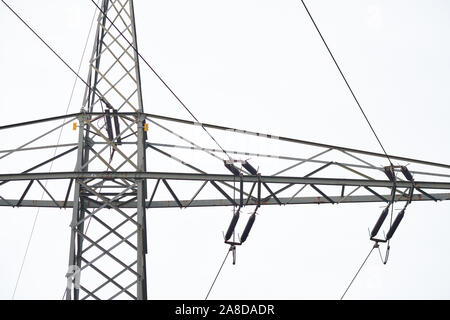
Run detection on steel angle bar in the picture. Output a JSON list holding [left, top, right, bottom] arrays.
[[285, 184, 308, 205], [78, 183, 138, 224], [117, 89, 138, 112], [0, 143, 78, 155], [16, 180, 34, 207], [0, 119, 76, 161], [80, 257, 136, 300], [185, 181, 208, 208], [93, 47, 134, 95], [261, 181, 282, 205], [87, 213, 137, 250], [81, 258, 137, 300], [0, 195, 14, 207], [0, 113, 80, 130], [0, 146, 77, 187], [269, 161, 344, 200], [272, 148, 332, 176], [89, 64, 137, 112], [75, 181, 138, 227], [161, 179, 182, 208], [334, 162, 373, 180], [85, 146, 116, 171], [1, 172, 450, 190], [109, 1, 133, 33], [147, 144, 253, 199], [262, 183, 295, 202], [87, 121, 137, 167], [118, 196, 137, 207], [96, 21, 135, 63], [36, 180, 61, 208], [415, 187, 438, 201], [335, 159, 409, 199], [101, 38, 136, 83], [364, 186, 389, 203], [310, 184, 335, 204], [79, 285, 101, 300], [2, 192, 450, 209], [144, 112, 450, 170], [77, 230, 139, 276], [210, 181, 237, 206], [82, 211, 138, 254], [82, 118, 137, 170], [147, 119, 223, 161], [108, 280, 138, 300], [146, 179, 160, 208], [111, 0, 132, 22], [91, 24, 132, 70], [151, 141, 450, 180], [245, 182, 257, 206], [3, 112, 450, 170], [337, 186, 361, 204], [339, 149, 450, 179]]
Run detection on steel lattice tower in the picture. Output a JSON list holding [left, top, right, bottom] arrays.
[[1, 0, 450, 301], [66, 0, 147, 300]]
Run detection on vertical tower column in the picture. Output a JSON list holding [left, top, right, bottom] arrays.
[[66, 0, 147, 300]]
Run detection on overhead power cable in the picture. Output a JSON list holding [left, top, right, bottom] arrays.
[[8, 0, 99, 298], [300, 0, 392, 165], [88, 0, 233, 162], [2, 0, 233, 163], [0, 0, 114, 110], [205, 247, 232, 300], [340, 244, 376, 300]]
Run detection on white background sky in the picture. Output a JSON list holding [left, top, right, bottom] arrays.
[[1, 0, 450, 299]]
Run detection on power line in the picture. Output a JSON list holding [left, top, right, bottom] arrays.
[[340, 244, 376, 300], [2, 0, 233, 163], [0, 0, 118, 117], [88, 0, 233, 162], [8, 1, 99, 298], [299, 0, 392, 165], [205, 247, 232, 300]]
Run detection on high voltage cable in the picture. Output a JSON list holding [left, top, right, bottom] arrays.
[[0, 1, 111, 110], [1, 0, 232, 300], [89, 0, 233, 162], [8, 1, 99, 298], [205, 247, 232, 300], [300, 1, 390, 298], [300, 0, 392, 166], [1, 0, 233, 163], [340, 244, 375, 300]]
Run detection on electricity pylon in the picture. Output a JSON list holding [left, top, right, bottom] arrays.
[[64, 0, 148, 300], [1, 0, 450, 300]]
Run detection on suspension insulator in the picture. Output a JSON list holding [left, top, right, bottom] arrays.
[[371, 205, 390, 238], [240, 213, 256, 243], [243, 161, 258, 175], [112, 109, 122, 145], [224, 161, 240, 176], [105, 110, 114, 142], [225, 210, 240, 241], [401, 166, 414, 182], [386, 209, 405, 240], [384, 166, 395, 182]]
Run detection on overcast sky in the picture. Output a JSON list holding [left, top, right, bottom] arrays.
[[1, 0, 450, 300]]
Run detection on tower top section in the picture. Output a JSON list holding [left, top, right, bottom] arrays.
[[83, 0, 143, 113]]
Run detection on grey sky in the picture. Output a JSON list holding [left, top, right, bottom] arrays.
[[1, 0, 450, 299]]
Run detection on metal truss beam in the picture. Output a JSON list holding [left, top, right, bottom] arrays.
[[1, 172, 450, 189], [1, 192, 449, 209]]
